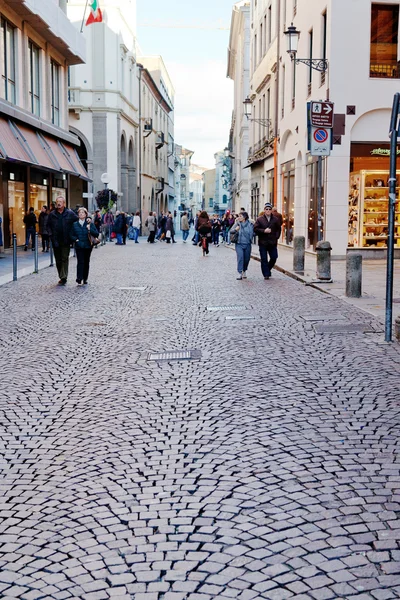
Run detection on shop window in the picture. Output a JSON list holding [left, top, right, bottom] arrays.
[[1, 18, 16, 103], [51, 60, 60, 125], [307, 158, 325, 250], [28, 41, 40, 116], [370, 3, 400, 78], [8, 181, 25, 246], [282, 162, 295, 245]]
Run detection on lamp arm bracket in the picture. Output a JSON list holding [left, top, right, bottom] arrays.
[[294, 57, 328, 72]]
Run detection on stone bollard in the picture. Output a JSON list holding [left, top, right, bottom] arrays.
[[316, 240, 332, 281], [293, 236, 305, 274], [395, 317, 400, 341], [346, 253, 362, 298]]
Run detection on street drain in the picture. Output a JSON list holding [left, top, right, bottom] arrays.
[[225, 316, 256, 321], [300, 314, 346, 321], [147, 350, 201, 361], [313, 323, 375, 334], [118, 287, 147, 291], [207, 305, 247, 312]]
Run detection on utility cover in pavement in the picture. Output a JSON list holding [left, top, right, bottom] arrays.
[[313, 323, 375, 334], [207, 305, 247, 312], [147, 350, 201, 361], [118, 287, 147, 291], [225, 316, 256, 321], [300, 314, 346, 321]]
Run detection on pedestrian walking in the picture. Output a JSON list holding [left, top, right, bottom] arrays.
[[132, 211, 141, 243], [23, 207, 37, 251], [114, 211, 124, 245], [165, 212, 176, 243], [196, 210, 212, 254], [38, 205, 50, 252], [212, 215, 222, 246], [102, 209, 114, 242], [230, 212, 254, 280], [94, 209, 102, 235], [253, 203, 281, 280], [181, 211, 190, 242], [145, 212, 157, 243], [121, 212, 128, 245], [48, 196, 78, 285], [192, 210, 201, 245], [272, 207, 283, 227], [70, 207, 99, 285]]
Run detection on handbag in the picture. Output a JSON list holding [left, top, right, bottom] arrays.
[[88, 230, 100, 246], [230, 228, 239, 244], [166, 230, 171, 239]]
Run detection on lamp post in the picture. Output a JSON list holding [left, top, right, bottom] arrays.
[[284, 23, 328, 72]]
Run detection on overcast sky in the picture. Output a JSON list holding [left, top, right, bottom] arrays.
[[136, 0, 234, 168]]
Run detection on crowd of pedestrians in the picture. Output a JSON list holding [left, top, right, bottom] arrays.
[[19, 198, 283, 286]]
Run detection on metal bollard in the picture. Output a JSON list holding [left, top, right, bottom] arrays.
[[346, 253, 362, 298], [49, 240, 54, 267], [316, 240, 332, 281], [395, 317, 400, 341], [34, 233, 39, 273], [12, 233, 17, 281], [293, 236, 305, 274]]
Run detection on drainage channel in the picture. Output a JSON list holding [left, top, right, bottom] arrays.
[[147, 350, 201, 362], [207, 305, 248, 312]]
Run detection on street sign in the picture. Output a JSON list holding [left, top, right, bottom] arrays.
[[82, 193, 93, 199], [311, 101, 334, 128], [310, 127, 332, 156]]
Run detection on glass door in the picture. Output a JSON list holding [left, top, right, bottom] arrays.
[[8, 181, 25, 246]]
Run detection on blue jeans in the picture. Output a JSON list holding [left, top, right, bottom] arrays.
[[236, 243, 252, 274], [192, 231, 199, 244], [133, 227, 139, 243], [116, 233, 123, 245], [25, 227, 35, 248], [182, 230, 189, 241], [259, 245, 278, 277], [213, 230, 220, 244]]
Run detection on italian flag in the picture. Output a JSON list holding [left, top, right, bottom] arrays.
[[86, 0, 103, 25]]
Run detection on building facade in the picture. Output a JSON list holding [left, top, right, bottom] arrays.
[[0, 0, 87, 249], [203, 169, 216, 212], [230, 0, 400, 256], [227, 1, 251, 214]]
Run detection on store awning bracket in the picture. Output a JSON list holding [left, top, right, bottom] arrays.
[[0, 141, 7, 159], [9, 120, 38, 165], [36, 132, 61, 171], [58, 140, 77, 173]]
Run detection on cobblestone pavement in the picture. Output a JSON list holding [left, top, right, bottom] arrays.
[[1, 240, 400, 600]]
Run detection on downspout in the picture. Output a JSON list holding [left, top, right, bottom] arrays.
[[274, 0, 281, 208], [138, 64, 143, 219]]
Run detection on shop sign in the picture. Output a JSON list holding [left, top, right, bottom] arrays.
[[370, 148, 400, 156]]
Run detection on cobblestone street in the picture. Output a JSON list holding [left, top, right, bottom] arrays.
[[1, 240, 400, 600]]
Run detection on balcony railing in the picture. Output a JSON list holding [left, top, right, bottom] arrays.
[[370, 61, 400, 79]]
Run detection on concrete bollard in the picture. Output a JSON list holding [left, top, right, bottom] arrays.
[[316, 240, 332, 280], [346, 253, 362, 298], [293, 236, 305, 274], [395, 317, 400, 342]]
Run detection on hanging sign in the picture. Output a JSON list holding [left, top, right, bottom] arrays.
[[311, 101, 334, 128], [310, 127, 332, 156]]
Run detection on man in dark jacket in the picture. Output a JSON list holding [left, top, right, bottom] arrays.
[[253, 202, 281, 280], [48, 196, 78, 285], [113, 211, 124, 245], [23, 207, 37, 251]]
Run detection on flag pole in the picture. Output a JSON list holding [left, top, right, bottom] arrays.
[[80, 0, 90, 32]]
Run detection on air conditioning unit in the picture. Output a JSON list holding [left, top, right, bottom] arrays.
[[144, 118, 152, 132], [155, 177, 164, 193], [156, 131, 165, 149]]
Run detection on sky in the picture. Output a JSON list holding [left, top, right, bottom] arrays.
[[136, 0, 235, 169]]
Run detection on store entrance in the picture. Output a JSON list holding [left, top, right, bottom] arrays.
[[8, 181, 26, 246]]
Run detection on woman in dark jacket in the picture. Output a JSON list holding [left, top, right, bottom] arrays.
[[196, 211, 212, 254], [38, 206, 50, 252], [70, 207, 99, 285], [165, 212, 176, 243]]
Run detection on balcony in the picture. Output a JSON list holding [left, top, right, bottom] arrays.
[[7, 0, 85, 65]]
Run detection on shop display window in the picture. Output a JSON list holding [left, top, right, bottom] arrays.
[[348, 170, 400, 248], [8, 181, 25, 246]]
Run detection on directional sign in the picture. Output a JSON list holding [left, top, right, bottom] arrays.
[[310, 127, 332, 156], [311, 101, 334, 128]]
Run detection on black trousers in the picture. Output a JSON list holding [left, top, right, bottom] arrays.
[[41, 234, 50, 251], [75, 247, 93, 282]]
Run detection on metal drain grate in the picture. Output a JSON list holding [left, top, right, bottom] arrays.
[[147, 350, 201, 361], [300, 314, 346, 322], [225, 316, 256, 321], [313, 323, 375, 334], [118, 287, 147, 291], [207, 305, 247, 312]]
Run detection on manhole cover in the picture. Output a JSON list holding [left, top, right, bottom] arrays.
[[300, 314, 347, 322], [118, 287, 147, 291], [313, 323, 375, 334], [147, 350, 201, 361], [207, 305, 247, 312], [225, 316, 256, 321]]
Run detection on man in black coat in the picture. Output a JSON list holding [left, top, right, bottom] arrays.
[[23, 207, 37, 251], [253, 202, 281, 280], [48, 196, 78, 285]]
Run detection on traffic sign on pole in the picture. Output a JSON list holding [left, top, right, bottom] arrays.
[[311, 101, 334, 128], [310, 127, 331, 156]]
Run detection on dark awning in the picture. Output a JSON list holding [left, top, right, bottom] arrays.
[[0, 117, 91, 181]]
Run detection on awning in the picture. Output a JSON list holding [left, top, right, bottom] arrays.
[[0, 117, 91, 181]]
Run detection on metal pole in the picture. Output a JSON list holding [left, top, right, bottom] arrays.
[[49, 239, 54, 267], [138, 64, 143, 228], [34, 233, 39, 273], [385, 92, 400, 342], [12, 233, 17, 281], [80, 0, 90, 33], [317, 156, 323, 242]]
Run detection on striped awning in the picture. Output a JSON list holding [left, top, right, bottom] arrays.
[[0, 117, 91, 181]]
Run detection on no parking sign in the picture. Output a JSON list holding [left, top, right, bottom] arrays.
[[310, 126, 332, 156]]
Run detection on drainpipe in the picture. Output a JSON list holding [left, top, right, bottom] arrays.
[[274, 0, 281, 208], [137, 64, 143, 219]]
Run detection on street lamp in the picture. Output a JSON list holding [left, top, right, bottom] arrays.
[[284, 23, 328, 72], [243, 97, 272, 128]]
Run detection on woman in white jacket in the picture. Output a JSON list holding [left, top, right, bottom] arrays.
[[132, 211, 141, 243]]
